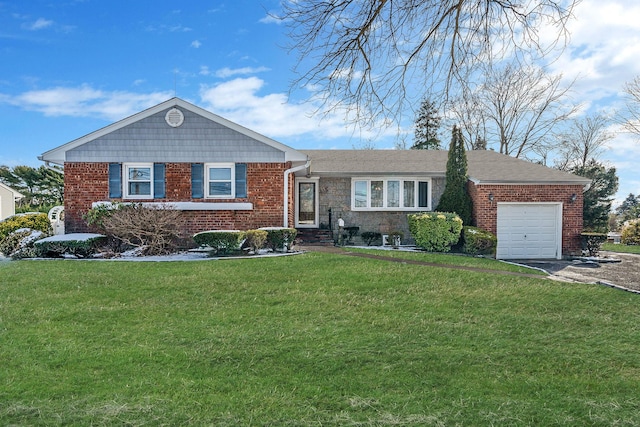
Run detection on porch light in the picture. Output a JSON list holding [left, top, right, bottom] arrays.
[[488, 193, 494, 202], [570, 193, 577, 203]]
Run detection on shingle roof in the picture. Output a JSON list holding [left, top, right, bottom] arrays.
[[299, 149, 591, 185]]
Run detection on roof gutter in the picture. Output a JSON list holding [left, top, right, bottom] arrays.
[[283, 158, 310, 228]]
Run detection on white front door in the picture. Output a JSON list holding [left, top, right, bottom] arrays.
[[496, 203, 562, 259], [295, 179, 319, 228]]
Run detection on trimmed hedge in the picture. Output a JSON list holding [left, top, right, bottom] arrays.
[[193, 230, 246, 255], [244, 229, 268, 253], [462, 226, 497, 256], [408, 212, 463, 252], [259, 227, 298, 251], [33, 233, 106, 258], [0, 229, 47, 259]]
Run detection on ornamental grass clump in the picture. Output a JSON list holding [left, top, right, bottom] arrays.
[[193, 230, 246, 256], [408, 212, 463, 252]]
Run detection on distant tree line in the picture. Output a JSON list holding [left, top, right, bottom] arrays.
[[0, 165, 64, 213]]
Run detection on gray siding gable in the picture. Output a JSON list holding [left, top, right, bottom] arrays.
[[66, 108, 285, 163]]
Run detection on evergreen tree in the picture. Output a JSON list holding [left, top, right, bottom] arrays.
[[436, 126, 473, 225], [0, 165, 63, 211], [616, 193, 640, 221], [571, 160, 618, 232], [411, 98, 441, 150]]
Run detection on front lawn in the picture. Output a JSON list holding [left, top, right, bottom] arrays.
[[602, 242, 640, 254], [1, 253, 639, 425]]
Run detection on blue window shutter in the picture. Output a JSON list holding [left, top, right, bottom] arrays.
[[235, 163, 247, 198], [153, 163, 165, 198], [108, 163, 122, 198], [191, 163, 204, 199]]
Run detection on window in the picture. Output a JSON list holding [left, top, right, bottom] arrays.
[[124, 163, 153, 199], [197, 163, 248, 199], [351, 178, 431, 210]]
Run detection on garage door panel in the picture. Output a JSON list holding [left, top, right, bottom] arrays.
[[496, 203, 561, 260]]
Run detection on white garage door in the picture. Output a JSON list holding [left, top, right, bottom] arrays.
[[496, 203, 562, 259]]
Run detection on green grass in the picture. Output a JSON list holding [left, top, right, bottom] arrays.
[[1, 253, 639, 425], [345, 247, 547, 275], [602, 242, 640, 254]]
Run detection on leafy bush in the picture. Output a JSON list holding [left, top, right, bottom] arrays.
[[581, 232, 608, 257], [361, 231, 382, 246], [85, 203, 186, 255], [0, 212, 52, 241], [0, 229, 47, 259], [34, 234, 106, 258], [193, 230, 246, 255], [621, 219, 640, 245], [462, 226, 497, 256], [408, 212, 463, 252], [260, 227, 298, 251], [244, 229, 268, 253]]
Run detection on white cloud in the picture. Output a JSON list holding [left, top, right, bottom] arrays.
[[214, 66, 271, 78], [1, 85, 173, 121], [23, 18, 53, 31], [199, 66, 211, 76], [259, 13, 282, 25], [198, 77, 397, 142], [191, 40, 202, 48]]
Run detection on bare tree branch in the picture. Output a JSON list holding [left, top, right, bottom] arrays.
[[280, 0, 579, 128]]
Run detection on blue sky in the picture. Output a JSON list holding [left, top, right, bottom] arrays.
[[1, 0, 639, 206]]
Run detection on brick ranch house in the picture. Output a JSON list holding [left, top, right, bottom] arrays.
[[39, 97, 590, 259]]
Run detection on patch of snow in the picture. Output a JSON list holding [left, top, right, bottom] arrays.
[[36, 233, 105, 243]]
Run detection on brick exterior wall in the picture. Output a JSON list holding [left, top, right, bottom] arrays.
[[64, 162, 292, 235], [468, 182, 585, 256]]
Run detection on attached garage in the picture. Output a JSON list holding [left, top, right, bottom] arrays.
[[496, 203, 562, 259]]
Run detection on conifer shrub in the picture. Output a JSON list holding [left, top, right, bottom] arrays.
[[621, 219, 640, 245], [0, 229, 47, 259], [408, 212, 463, 252], [462, 226, 497, 256], [193, 230, 246, 256]]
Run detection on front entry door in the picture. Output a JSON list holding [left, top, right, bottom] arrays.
[[296, 180, 318, 228]]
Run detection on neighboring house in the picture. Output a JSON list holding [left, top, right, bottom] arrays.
[[0, 182, 24, 221], [39, 97, 590, 259]]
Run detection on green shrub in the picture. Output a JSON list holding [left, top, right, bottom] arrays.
[[408, 212, 463, 252], [0, 229, 47, 259], [33, 234, 106, 258], [244, 229, 268, 253], [621, 219, 640, 245], [361, 231, 382, 246], [0, 212, 52, 241], [193, 230, 246, 255], [260, 227, 298, 251], [462, 226, 497, 256], [581, 232, 607, 257]]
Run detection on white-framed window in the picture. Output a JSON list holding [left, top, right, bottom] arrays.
[[351, 178, 431, 211], [206, 163, 235, 198], [123, 163, 153, 199]]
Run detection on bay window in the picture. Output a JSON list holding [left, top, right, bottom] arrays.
[[351, 178, 431, 210]]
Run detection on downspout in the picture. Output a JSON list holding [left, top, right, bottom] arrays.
[[283, 158, 311, 228]]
